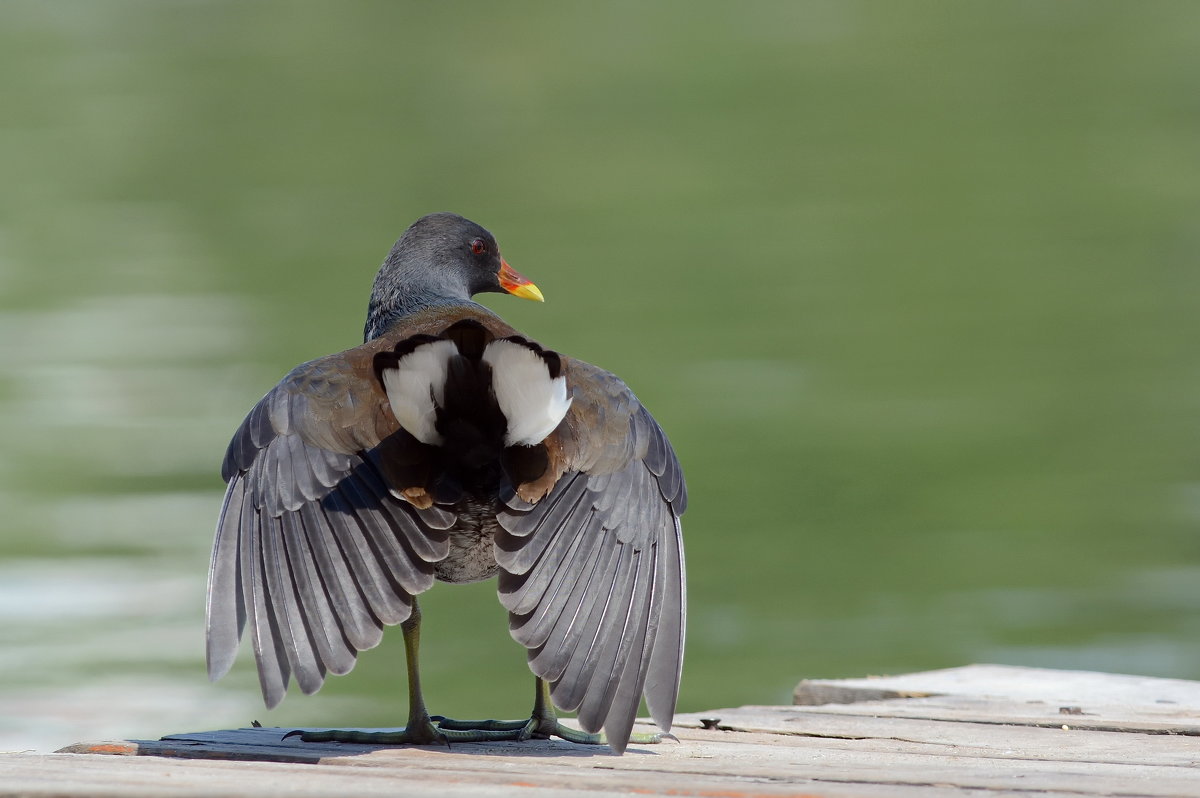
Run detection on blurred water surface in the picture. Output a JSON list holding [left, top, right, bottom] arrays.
[[2, 1, 1199, 751]]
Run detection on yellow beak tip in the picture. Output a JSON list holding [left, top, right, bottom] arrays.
[[509, 282, 545, 303]]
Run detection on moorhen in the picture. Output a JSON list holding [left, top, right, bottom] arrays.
[[205, 213, 686, 753]]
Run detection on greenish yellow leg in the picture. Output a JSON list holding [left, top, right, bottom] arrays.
[[293, 599, 516, 745]]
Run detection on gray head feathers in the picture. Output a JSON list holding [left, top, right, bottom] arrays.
[[364, 213, 502, 341]]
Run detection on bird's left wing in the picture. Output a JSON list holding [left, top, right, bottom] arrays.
[[206, 342, 454, 708]]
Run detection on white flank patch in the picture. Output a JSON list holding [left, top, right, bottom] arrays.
[[379, 339, 457, 445], [483, 340, 572, 446]]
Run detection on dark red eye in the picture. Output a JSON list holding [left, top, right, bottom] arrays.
[[470, 238, 487, 256]]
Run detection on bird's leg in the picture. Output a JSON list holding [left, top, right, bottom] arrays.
[[292, 611, 660, 747], [522, 675, 605, 744], [293, 599, 518, 745], [525, 676, 664, 745]]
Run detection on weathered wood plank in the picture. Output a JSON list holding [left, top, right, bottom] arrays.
[[13, 665, 1200, 798], [6, 749, 780, 798], [691, 695, 1200, 735], [789, 694, 1200, 734], [12, 728, 1200, 798], [676, 706, 1200, 768]]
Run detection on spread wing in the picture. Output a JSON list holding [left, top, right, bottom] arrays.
[[496, 358, 687, 753], [205, 346, 454, 708]]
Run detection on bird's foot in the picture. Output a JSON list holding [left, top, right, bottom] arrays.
[[432, 714, 663, 746], [284, 715, 525, 746], [285, 712, 663, 748]]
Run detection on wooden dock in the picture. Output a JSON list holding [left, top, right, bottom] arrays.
[[5, 664, 1200, 797]]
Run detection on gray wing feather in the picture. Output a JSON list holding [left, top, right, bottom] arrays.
[[577, 540, 654, 737], [495, 475, 592, 582], [261, 510, 326, 694], [555, 540, 636, 707], [335, 470, 441, 592], [241, 490, 291, 709], [206, 357, 452, 708], [281, 510, 357, 676], [512, 507, 612, 667], [637, 406, 687, 509], [296, 501, 383, 652], [317, 487, 414, 626], [205, 477, 246, 680], [643, 513, 685, 728]]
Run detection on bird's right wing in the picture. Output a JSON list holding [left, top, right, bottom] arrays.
[[495, 359, 687, 753]]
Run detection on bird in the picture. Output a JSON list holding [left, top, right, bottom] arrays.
[[205, 212, 687, 753]]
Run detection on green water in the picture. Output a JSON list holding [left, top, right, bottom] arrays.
[[2, 1, 1198, 750]]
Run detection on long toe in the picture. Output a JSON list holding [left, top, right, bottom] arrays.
[[292, 719, 446, 746]]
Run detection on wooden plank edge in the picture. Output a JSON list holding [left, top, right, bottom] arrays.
[[57, 736, 323, 765], [792, 683, 937, 706], [56, 741, 140, 756], [793, 664, 1200, 708]]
